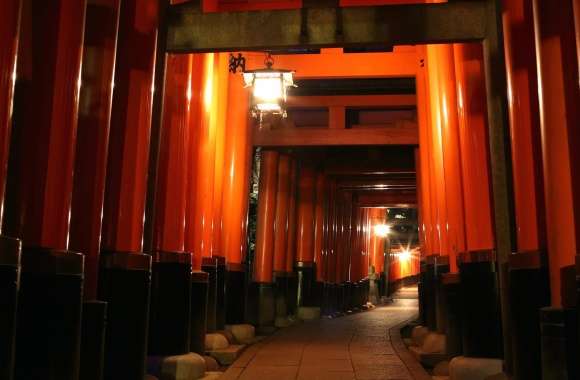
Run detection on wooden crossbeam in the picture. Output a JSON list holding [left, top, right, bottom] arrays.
[[253, 122, 418, 147], [167, 1, 487, 52]]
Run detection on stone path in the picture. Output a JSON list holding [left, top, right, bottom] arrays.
[[221, 287, 421, 380]]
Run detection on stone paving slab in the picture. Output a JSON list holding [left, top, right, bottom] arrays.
[[221, 287, 428, 380]]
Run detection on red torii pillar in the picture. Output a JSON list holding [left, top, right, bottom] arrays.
[[452, 42, 503, 359], [501, 0, 551, 359], [98, 0, 158, 377], [3, 0, 86, 378], [416, 46, 435, 260], [190, 53, 226, 333], [273, 154, 291, 317], [0, 1, 22, 378], [254, 150, 279, 326], [501, 7, 549, 371], [211, 53, 229, 330], [313, 171, 326, 303], [68, 0, 120, 376], [184, 54, 208, 354], [453, 44, 495, 253], [296, 165, 316, 307], [533, 0, 580, 376], [147, 53, 194, 357], [326, 181, 339, 312], [435, 45, 466, 274], [221, 67, 252, 325], [285, 159, 298, 314]]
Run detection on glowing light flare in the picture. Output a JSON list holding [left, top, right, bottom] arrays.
[[397, 249, 412, 262], [373, 223, 391, 237], [252, 74, 283, 102]]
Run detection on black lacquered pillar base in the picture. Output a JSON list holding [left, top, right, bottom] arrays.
[[98, 252, 152, 380], [509, 251, 550, 380], [296, 262, 316, 307], [274, 273, 289, 318], [15, 249, 84, 380], [286, 273, 298, 316], [80, 301, 107, 380], [364, 279, 370, 305], [344, 282, 353, 311], [216, 257, 226, 330], [441, 273, 462, 357], [225, 264, 246, 325], [339, 283, 347, 313], [257, 283, 275, 329], [418, 261, 427, 325], [321, 283, 332, 315], [148, 252, 192, 356], [0, 236, 21, 380], [329, 283, 339, 314], [540, 307, 578, 379], [202, 257, 218, 332], [424, 256, 437, 331], [458, 250, 502, 358], [435, 256, 450, 333], [313, 280, 324, 307], [190, 271, 209, 355], [378, 272, 386, 299]]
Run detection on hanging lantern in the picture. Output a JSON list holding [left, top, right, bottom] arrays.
[[242, 53, 296, 121]]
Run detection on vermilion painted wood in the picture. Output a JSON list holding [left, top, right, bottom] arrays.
[[313, 172, 325, 281], [185, 55, 204, 269], [415, 47, 435, 257], [0, 0, 21, 229], [246, 49, 418, 79], [285, 159, 298, 273], [340, 0, 428, 5], [69, 0, 120, 299], [273, 155, 290, 273], [324, 180, 337, 283], [345, 193, 354, 282], [360, 208, 370, 279], [425, 45, 449, 260], [334, 201, 343, 283], [101, 0, 158, 253], [350, 205, 359, 282], [337, 191, 353, 282], [321, 179, 331, 281], [221, 68, 252, 266], [3, 0, 86, 248], [202, 0, 218, 12], [534, 0, 580, 307], [286, 94, 416, 108], [153, 54, 193, 253], [349, 206, 358, 282], [296, 166, 316, 263], [435, 44, 466, 273], [254, 123, 418, 147], [254, 150, 279, 283], [191, 53, 218, 266], [211, 54, 229, 258], [453, 43, 495, 252], [368, 207, 385, 275], [502, 0, 545, 252], [217, 0, 301, 12]]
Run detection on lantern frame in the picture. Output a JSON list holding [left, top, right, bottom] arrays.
[[242, 54, 296, 121]]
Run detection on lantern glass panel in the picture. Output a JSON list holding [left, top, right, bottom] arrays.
[[253, 72, 284, 103]]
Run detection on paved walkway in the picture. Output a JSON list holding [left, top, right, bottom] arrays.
[[222, 286, 422, 380]]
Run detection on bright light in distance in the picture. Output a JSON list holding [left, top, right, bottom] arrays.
[[374, 223, 390, 237], [398, 249, 412, 262]]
